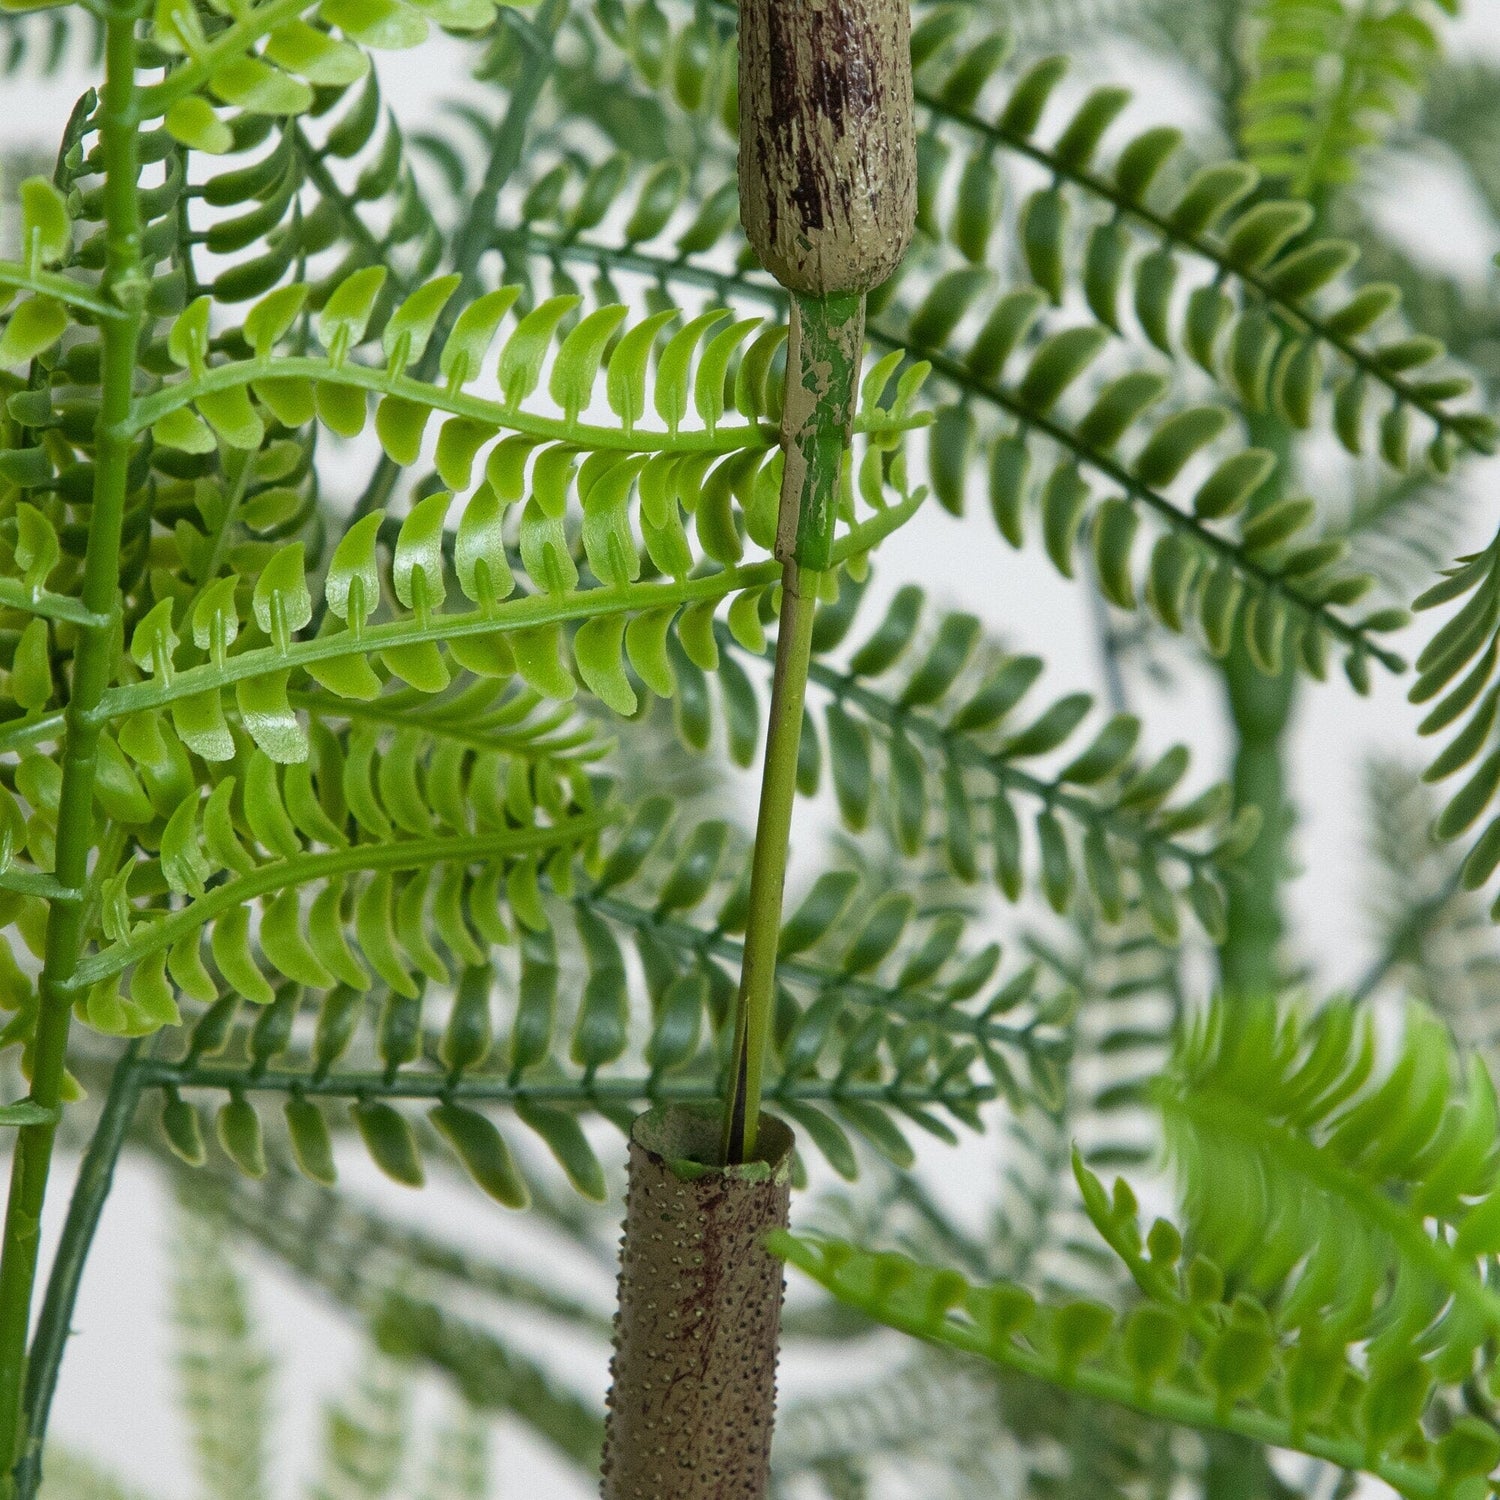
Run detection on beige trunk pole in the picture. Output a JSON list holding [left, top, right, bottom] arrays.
[[599, 1106, 795, 1499]]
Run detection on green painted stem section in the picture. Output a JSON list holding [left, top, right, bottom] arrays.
[[0, 6, 144, 1484], [723, 292, 864, 1165]]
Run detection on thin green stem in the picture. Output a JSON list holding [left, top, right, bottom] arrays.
[[66, 812, 615, 992], [125, 353, 790, 448], [83, 492, 922, 727], [723, 291, 865, 1165], [722, 564, 820, 1164], [0, 265, 122, 321], [141, 1062, 991, 1110], [15, 1044, 145, 1500], [0, 587, 107, 630], [0, 5, 145, 1482]]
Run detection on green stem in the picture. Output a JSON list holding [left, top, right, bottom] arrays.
[[0, 265, 123, 321], [0, 5, 144, 1483], [723, 291, 864, 1165], [15, 1044, 145, 1500], [67, 813, 615, 992], [1220, 646, 1295, 997], [141, 1065, 990, 1110], [1219, 412, 1297, 1000], [722, 564, 820, 1164], [81, 490, 923, 730]]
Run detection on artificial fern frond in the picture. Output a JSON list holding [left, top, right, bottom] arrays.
[[773, 1229, 1458, 1498], [786, 580, 1251, 943], [143, 798, 1055, 1192], [177, 1163, 606, 1474], [306, 1355, 408, 1500], [488, 143, 1444, 695], [778, 994, 1500, 1499], [579, 0, 1496, 479], [1151, 997, 1500, 1353], [36, 1447, 153, 1500], [1241, 0, 1457, 199], [62, 752, 612, 1037], [1357, 757, 1500, 1031], [172, 1199, 273, 1500]]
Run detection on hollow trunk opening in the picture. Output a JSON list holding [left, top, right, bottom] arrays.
[[600, 1105, 795, 1499]]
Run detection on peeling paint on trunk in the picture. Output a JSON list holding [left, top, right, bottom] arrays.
[[739, 0, 917, 297]]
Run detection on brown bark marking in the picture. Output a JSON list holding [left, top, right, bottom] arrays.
[[739, 0, 917, 296], [600, 1106, 795, 1500]]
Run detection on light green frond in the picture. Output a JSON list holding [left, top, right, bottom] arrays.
[[305, 1356, 409, 1500], [1241, 0, 1458, 198], [172, 1199, 273, 1500], [37, 1448, 154, 1500]]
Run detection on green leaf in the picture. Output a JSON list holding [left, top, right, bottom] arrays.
[[0, 298, 67, 364], [353, 1100, 425, 1187], [515, 1100, 607, 1200], [19, 177, 71, 267], [1018, 327, 1109, 413], [429, 1104, 529, 1209], [1134, 408, 1231, 488]]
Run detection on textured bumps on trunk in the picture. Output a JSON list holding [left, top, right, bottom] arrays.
[[599, 1105, 795, 1500], [738, 0, 917, 297]]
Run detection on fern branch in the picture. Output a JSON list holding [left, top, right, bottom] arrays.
[[65, 812, 613, 993], [0, 0, 150, 1468], [578, 889, 1048, 1058], [87, 495, 920, 724], [808, 655, 1234, 879], [127, 356, 802, 451], [773, 1233, 1441, 1498], [490, 223, 1406, 675], [916, 98, 1483, 462], [349, 0, 568, 525], [1168, 1081, 1500, 1335], [143, 1062, 994, 1111], [284, 686, 599, 758], [0, 263, 119, 319], [904, 344, 1406, 674], [17, 1043, 145, 1500]]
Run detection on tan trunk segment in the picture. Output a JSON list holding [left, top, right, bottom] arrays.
[[738, 0, 917, 297], [600, 1105, 796, 1500]]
